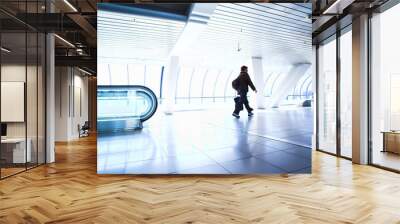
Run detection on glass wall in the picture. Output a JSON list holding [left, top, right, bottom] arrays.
[[99, 61, 314, 107], [175, 67, 236, 104], [317, 35, 337, 154], [370, 3, 400, 171], [0, 1, 46, 179], [1, 27, 28, 178], [260, 70, 313, 105], [98, 63, 243, 105], [340, 28, 352, 158], [287, 74, 313, 104]]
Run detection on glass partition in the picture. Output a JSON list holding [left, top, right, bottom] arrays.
[[370, 3, 400, 171], [339, 28, 352, 158], [1, 30, 28, 177], [317, 35, 337, 154], [27, 31, 38, 169], [38, 33, 45, 165], [0, 1, 46, 179]]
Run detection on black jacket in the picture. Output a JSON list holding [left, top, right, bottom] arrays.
[[236, 72, 256, 93]]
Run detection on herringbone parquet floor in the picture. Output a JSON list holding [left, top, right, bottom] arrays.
[[1, 135, 400, 224]]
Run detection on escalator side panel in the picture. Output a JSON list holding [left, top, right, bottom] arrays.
[[97, 85, 158, 132]]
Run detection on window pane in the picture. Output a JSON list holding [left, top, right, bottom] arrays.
[[318, 37, 337, 154], [263, 73, 276, 97], [190, 67, 207, 98], [340, 29, 352, 158], [110, 64, 128, 85], [226, 70, 238, 98], [215, 70, 231, 98], [128, 64, 145, 85], [97, 63, 110, 85], [203, 69, 219, 98], [371, 4, 400, 171], [145, 65, 162, 98], [176, 66, 192, 100]]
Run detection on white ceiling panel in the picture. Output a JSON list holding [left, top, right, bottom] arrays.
[[98, 9, 185, 64], [180, 3, 312, 69], [98, 3, 312, 68]]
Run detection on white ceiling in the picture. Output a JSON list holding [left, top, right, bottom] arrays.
[[98, 3, 312, 70], [98, 9, 185, 64]]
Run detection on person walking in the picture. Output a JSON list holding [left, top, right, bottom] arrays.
[[232, 65, 257, 118]]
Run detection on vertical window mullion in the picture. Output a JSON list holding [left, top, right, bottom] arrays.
[[201, 69, 209, 104], [316, 44, 320, 151], [188, 68, 195, 104], [0, 17, 2, 179], [367, 11, 373, 165], [36, 10, 39, 167], [25, 0, 28, 171], [336, 29, 341, 157]]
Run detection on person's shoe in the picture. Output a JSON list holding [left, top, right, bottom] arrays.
[[248, 108, 254, 112], [232, 113, 240, 118], [248, 112, 254, 116]]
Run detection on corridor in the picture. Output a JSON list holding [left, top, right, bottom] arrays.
[[98, 107, 313, 174]]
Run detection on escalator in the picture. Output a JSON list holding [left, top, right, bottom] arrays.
[[97, 85, 158, 132]]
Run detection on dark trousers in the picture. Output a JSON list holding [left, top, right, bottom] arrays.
[[233, 92, 252, 114]]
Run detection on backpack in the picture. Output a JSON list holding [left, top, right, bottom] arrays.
[[232, 78, 240, 90]]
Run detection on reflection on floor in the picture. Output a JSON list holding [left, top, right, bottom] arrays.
[[98, 106, 313, 174], [0, 167, 25, 178], [373, 151, 400, 171]]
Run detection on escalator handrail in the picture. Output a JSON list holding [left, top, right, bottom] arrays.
[[97, 85, 158, 122]]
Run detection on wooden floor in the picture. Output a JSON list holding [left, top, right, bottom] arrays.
[[1, 135, 400, 224]]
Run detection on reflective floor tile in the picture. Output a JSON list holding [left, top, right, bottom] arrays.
[[124, 153, 217, 174], [204, 147, 253, 163], [255, 150, 310, 172], [176, 164, 230, 174], [220, 157, 286, 174], [283, 146, 312, 160]]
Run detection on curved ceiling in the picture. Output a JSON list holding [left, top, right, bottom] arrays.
[[182, 3, 312, 69], [98, 3, 312, 69]]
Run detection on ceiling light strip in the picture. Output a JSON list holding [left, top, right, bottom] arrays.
[[1, 47, 11, 53], [54, 34, 75, 48], [78, 67, 92, 76], [63, 0, 78, 12]]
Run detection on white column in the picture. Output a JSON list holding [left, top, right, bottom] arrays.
[[352, 14, 369, 164], [164, 56, 179, 115], [269, 63, 311, 108], [46, 31, 55, 163], [252, 57, 266, 109]]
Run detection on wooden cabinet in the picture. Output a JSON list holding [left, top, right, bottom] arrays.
[[382, 132, 400, 154]]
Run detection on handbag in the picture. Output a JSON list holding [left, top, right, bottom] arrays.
[[234, 96, 243, 111], [234, 96, 240, 104]]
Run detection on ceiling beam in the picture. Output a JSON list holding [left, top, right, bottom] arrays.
[[67, 13, 97, 46], [55, 55, 96, 72]]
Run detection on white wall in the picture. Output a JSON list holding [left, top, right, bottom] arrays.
[[1, 65, 26, 139], [55, 67, 89, 141], [1, 63, 46, 163], [1, 65, 39, 138]]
